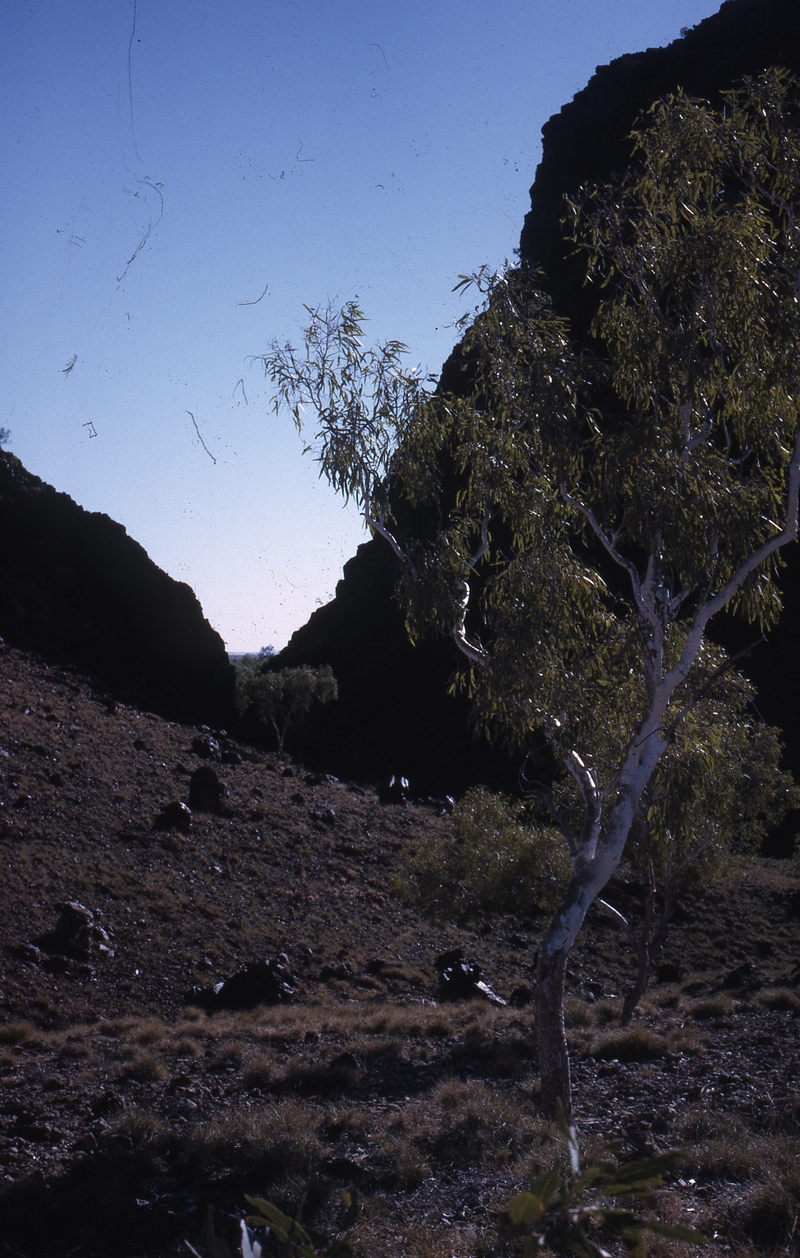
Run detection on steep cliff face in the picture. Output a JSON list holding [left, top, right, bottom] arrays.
[[0, 451, 234, 724], [521, 0, 800, 317], [275, 0, 800, 800], [274, 541, 516, 792]]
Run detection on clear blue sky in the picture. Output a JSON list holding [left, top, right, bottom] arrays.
[[2, 0, 722, 651]]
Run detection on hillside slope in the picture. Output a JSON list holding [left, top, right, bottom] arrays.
[[1, 643, 800, 1257], [0, 450, 234, 725]]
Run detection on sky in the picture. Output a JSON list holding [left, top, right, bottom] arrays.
[[2, 0, 724, 652]]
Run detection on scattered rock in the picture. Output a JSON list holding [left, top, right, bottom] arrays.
[[188, 765, 223, 813], [320, 960, 353, 981], [378, 775, 410, 805], [33, 901, 113, 962], [435, 947, 506, 1004], [310, 806, 336, 824], [509, 984, 533, 1006], [192, 735, 220, 760], [153, 800, 192, 832], [221, 748, 242, 765], [418, 794, 456, 815], [722, 962, 759, 991], [281, 766, 296, 778], [305, 772, 339, 786], [190, 956, 295, 1011]]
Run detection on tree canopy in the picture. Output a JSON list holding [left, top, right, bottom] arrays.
[[260, 69, 800, 1115]]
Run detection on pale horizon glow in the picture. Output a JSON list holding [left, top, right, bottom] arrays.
[[2, 0, 722, 651]]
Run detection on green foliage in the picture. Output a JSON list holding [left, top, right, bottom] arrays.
[[236, 1116, 701, 1258], [258, 300, 432, 561], [235, 661, 337, 755], [245, 1192, 356, 1258], [497, 1105, 704, 1258], [630, 667, 799, 886], [263, 69, 800, 1110], [395, 786, 570, 919]]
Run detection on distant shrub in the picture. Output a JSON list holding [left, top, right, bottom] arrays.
[[394, 786, 570, 919], [235, 660, 337, 755]]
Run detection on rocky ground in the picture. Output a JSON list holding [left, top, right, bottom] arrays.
[[1, 640, 799, 1258]]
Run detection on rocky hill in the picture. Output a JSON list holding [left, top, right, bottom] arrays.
[[273, 0, 800, 812], [0, 450, 234, 725], [1, 640, 800, 1257]]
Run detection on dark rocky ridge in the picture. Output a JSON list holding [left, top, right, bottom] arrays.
[[274, 539, 516, 793], [521, 0, 800, 319], [0, 450, 234, 724], [274, 0, 800, 807]]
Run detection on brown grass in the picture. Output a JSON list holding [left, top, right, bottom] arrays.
[[589, 1026, 672, 1062]]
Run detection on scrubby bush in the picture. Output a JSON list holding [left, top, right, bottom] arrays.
[[395, 786, 570, 919], [235, 659, 337, 755]]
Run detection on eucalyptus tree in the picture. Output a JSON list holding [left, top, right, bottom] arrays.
[[260, 70, 800, 1116]]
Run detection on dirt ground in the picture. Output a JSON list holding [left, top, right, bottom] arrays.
[[1, 641, 799, 1258]]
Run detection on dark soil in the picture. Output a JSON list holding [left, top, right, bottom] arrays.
[[1, 641, 799, 1258]]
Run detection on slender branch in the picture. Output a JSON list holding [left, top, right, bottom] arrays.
[[563, 750, 602, 862], [364, 504, 409, 567], [663, 636, 764, 740], [559, 483, 661, 636], [451, 513, 492, 665], [666, 423, 800, 691], [596, 898, 636, 948], [467, 513, 491, 570], [670, 825, 715, 882], [452, 578, 488, 664]]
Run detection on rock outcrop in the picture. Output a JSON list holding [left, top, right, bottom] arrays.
[[273, 0, 800, 817], [0, 450, 234, 724]]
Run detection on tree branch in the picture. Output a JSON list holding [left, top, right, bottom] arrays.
[[666, 424, 800, 691], [559, 483, 661, 637], [564, 749, 602, 863], [451, 513, 492, 665]]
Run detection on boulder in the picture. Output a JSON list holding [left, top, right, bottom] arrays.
[[378, 775, 410, 805], [188, 765, 223, 813], [154, 801, 192, 832], [192, 955, 295, 1011], [34, 901, 113, 962], [435, 947, 506, 1005]]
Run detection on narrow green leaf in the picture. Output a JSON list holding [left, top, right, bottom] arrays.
[[506, 1192, 545, 1225]]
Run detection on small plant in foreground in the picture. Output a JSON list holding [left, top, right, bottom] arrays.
[[232, 1109, 701, 1258], [245, 1191, 357, 1258], [496, 1105, 703, 1258]]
